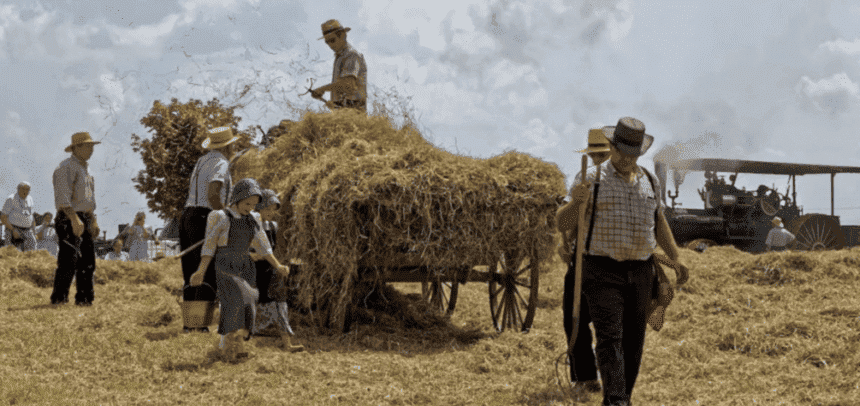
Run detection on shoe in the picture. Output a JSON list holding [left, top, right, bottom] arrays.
[[280, 334, 305, 353], [183, 327, 192, 334], [581, 379, 601, 393], [198, 327, 209, 333], [51, 299, 68, 306]]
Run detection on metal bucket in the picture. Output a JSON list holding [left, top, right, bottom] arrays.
[[181, 283, 217, 328]]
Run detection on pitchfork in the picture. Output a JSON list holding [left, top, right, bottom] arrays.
[[299, 78, 326, 102]]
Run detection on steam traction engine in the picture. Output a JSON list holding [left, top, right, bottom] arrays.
[[654, 158, 860, 253]]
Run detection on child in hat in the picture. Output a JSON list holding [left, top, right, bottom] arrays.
[[190, 178, 292, 361]]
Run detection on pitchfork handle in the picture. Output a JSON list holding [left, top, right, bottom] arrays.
[[568, 155, 589, 357]]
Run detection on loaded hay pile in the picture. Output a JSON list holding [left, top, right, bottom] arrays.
[[233, 110, 566, 332]]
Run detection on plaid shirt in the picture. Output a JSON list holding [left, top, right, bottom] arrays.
[[332, 44, 367, 104], [573, 162, 663, 261]]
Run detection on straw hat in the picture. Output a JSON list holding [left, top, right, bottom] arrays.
[[576, 128, 611, 153], [202, 127, 240, 150], [230, 178, 263, 206], [64, 132, 101, 152], [771, 217, 783, 227], [255, 189, 281, 212], [605, 117, 654, 156], [319, 19, 350, 40]]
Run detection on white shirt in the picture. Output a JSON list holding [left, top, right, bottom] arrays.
[[766, 226, 795, 248], [185, 151, 232, 208], [104, 251, 129, 261], [200, 208, 273, 258], [2, 193, 35, 228]]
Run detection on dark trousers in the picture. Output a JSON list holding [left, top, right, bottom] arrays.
[[50, 211, 96, 304], [581, 255, 654, 406], [179, 207, 217, 302], [563, 260, 599, 382], [255, 260, 275, 303]]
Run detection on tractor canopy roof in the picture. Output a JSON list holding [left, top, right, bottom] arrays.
[[657, 158, 860, 176]]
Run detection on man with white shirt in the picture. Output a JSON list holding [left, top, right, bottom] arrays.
[[2, 182, 37, 252], [179, 126, 238, 333], [766, 217, 795, 252]]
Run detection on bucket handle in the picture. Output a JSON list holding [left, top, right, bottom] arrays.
[[182, 282, 215, 301]]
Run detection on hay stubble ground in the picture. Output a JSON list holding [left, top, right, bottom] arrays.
[[1, 244, 860, 405]]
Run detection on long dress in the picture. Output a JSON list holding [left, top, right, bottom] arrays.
[[124, 225, 153, 262], [36, 224, 59, 257], [252, 221, 294, 336], [214, 211, 261, 336]]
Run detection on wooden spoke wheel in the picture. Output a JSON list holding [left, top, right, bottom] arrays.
[[421, 271, 458, 317], [488, 251, 539, 333], [789, 214, 846, 251]]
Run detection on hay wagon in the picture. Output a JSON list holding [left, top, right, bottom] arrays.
[[344, 198, 563, 334]]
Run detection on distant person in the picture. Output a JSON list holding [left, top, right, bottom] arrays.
[[311, 19, 368, 113], [50, 132, 101, 307], [103, 239, 129, 261], [2, 181, 37, 252], [251, 189, 303, 352], [189, 179, 293, 362], [766, 217, 795, 252], [559, 127, 613, 398], [557, 117, 682, 406], [179, 127, 238, 333], [36, 212, 59, 257], [120, 211, 158, 262]]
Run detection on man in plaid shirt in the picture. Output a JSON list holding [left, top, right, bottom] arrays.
[[557, 117, 681, 406]]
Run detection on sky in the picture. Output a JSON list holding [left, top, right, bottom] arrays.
[[2, 0, 860, 239]]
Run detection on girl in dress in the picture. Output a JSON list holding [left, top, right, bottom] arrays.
[[250, 189, 304, 352], [121, 212, 158, 262], [189, 178, 292, 362], [36, 213, 59, 257]]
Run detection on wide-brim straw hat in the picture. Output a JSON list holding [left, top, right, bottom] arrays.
[[65, 132, 101, 152], [255, 189, 281, 212], [230, 178, 263, 206], [606, 117, 654, 157], [772, 216, 783, 227], [576, 128, 611, 153], [202, 127, 240, 150], [319, 19, 351, 40]]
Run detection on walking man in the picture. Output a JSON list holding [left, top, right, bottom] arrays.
[[179, 127, 238, 333], [557, 127, 614, 399], [557, 117, 681, 406], [765, 217, 795, 252], [2, 181, 37, 252], [50, 132, 100, 306], [311, 19, 368, 113]]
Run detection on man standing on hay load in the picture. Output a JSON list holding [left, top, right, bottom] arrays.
[[557, 117, 682, 406], [310, 19, 368, 114], [179, 127, 238, 333], [189, 178, 293, 362], [50, 132, 101, 306]]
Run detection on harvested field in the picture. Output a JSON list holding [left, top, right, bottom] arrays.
[[2, 242, 860, 405]]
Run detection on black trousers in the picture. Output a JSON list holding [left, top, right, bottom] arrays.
[[179, 207, 217, 302], [581, 255, 654, 406], [255, 260, 275, 303], [50, 211, 96, 304], [563, 260, 599, 382]]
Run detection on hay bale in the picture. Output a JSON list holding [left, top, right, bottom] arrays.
[[234, 110, 566, 331]]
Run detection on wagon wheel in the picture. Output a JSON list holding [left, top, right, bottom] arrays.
[[685, 238, 717, 252], [488, 250, 539, 333], [421, 269, 459, 317], [789, 214, 846, 251]]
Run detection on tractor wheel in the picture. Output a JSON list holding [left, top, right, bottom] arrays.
[[788, 214, 846, 251]]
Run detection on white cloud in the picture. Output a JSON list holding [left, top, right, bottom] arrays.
[[819, 38, 860, 56], [799, 72, 860, 97], [106, 14, 182, 48], [520, 118, 560, 156]]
